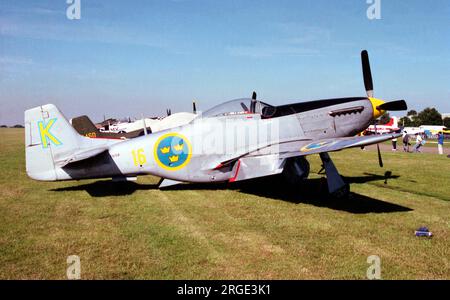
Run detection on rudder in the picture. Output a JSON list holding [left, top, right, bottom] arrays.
[[25, 104, 86, 180], [71, 115, 100, 138]]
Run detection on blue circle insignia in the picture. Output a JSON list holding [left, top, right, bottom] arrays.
[[155, 134, 191, 170], [301, 140, 337, 152]]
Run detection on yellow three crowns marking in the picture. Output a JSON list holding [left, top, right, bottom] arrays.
[[168, 155, 179, 162], [154, 133, 192, 171], [160, 146, 170, 154], [173, 143, 184, 151], [38, 118, 61, 148]]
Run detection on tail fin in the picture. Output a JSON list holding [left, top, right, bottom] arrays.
[[71, 115, 100, 138], [384, 117, 394, 127], [25, 104, 112, 181], [392, 116, 398, 128], [384, 117, 398, 128]]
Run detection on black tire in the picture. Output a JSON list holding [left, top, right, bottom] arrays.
[[282, 157, 310, 186]]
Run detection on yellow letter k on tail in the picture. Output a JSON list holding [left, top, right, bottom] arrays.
[[38, 118, 62, 148]]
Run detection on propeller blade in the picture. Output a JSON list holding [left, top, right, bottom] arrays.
[[361, 50, 374, 98], [193, 100, 197, 114], [377, 144, 384, 168], [377, 100, 407, 111], [250, 91, 257, 113]]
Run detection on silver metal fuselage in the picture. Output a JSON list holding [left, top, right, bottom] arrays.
[[58, 97, 374, 183]]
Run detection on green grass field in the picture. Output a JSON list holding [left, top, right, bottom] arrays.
[[1, 128, 449, 279]]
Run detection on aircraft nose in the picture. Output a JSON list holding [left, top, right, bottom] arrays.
[[369, 97, 386, 119]]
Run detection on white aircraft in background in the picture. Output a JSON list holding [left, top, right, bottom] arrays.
[[104, 102, 198, 134], [107, 113, 197, 134], [402, 127, 425, 135]]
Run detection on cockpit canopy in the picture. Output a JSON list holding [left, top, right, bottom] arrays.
[[202, 98, 276, 118]]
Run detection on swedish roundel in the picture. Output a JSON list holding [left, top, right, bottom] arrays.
[[300, 140, 337, 152], [154, 133, 192, 171]]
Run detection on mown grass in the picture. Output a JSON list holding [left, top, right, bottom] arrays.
[[0, 128, 449, 279]]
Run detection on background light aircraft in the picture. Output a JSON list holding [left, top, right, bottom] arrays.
[[104, 102, 198, 134], [71, 115, 150, 140], [419, 125, 450, 137], [402, 127, 425, 135], [364, 117, 400, 135], [25, 50, 407, 198]]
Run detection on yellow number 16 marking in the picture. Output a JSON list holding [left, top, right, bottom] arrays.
[[132, 149, 147, 167]]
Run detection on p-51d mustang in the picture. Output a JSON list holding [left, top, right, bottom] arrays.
[[25, 50, 407, 198]]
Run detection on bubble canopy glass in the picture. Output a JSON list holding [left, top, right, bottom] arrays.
[[202, 98, 276, 118]]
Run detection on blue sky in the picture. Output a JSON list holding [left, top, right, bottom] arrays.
[[1, 0, 449, 125]]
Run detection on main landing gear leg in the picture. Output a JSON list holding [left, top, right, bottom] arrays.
[[319, 152, 350, 199]]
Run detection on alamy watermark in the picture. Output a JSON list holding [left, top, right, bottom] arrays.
[[67, 255, 81, 279], [367, 255, 381, 279], [367, 0, 381, 20], [66, 0, 81, 20]]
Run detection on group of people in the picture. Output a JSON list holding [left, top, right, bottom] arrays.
[[396, 131, 445, 154]]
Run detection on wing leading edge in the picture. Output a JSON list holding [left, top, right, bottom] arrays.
[[219, 133, 401, 182], [273, 133, 401, 159]]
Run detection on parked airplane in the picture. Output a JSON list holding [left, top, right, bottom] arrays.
[[105, 103, 197, 134], [106, 117, 160, 134], [71, 115, 150, 139], [72, 113, 197, 139], [402, 127, 425, 135], [364, 117, 400, 134], [419, 125, 450, 137], [24, 50, 407, 198]]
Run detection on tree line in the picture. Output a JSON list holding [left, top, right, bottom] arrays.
[[0, 125, 24, 128], [380, 107, 450, 128]]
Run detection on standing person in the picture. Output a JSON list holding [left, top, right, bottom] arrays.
[[402, 131, 410, 152], [414, 133, 423, 153], [437, 131, 444, 155], [391, 136, 398, 151]]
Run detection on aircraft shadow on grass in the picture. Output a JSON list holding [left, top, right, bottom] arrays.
[[50, 171, 412, 214]]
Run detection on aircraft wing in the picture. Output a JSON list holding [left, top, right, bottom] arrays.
[[218, 133, 401, 168], [270, 132, 401, 159], [216, 133, 401, 182]]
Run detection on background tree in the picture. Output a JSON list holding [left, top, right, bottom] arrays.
[[407, 110, 417, 116], [443, 117, 450, 128], [399, 116, 413, 127], [417, 107, 442, 125], [411, 115, 421, 127], [401, 109, 420, 126]]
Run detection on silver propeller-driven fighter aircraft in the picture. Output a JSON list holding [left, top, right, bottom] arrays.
[[25, 50, 407, 198]]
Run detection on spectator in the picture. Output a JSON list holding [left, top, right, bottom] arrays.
[[391, 136, 398, 151], [414, 133, 423, 153], [402, 131, 410, 152], [437, 131, 444, 155]]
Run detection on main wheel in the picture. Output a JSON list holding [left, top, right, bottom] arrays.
[[282, 157, 310, 185]]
